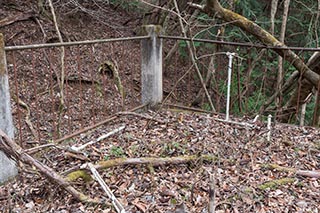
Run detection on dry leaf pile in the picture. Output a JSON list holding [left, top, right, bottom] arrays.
[[1, 109, 319, 212]]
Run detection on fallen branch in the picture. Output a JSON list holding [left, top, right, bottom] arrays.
[[24, 143, 56, 154], [85, 163, 126, 213], [0, 129, 99, 204], [258, 177, 296, 190], [213, 118, 255, 128], [262, 163, 320, 179], [66, 155, 217, 180], [54, 104, 146, 144], [96, 155, 216, 170], [71, 125, 126, 152], [166, 103, 212, 114], [53, 74, 101, 85]]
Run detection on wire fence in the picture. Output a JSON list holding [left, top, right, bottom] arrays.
[[4, 33, 319, 146]]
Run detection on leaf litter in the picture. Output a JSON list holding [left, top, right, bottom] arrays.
[[1, 109, 319, 212]]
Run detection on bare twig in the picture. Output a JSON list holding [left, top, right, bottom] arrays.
[[24, 143, 56, 154], [173, 0, 215, 112], [48, 0, 66, 133], [262, 163, 320, 179], [213, 118, 255, 128], [276, 0, 291, 107], [85, 163, 126, 213], [54, 104, 146, 144], [164, 9, 200, 63], [71, 125, 126, 152]]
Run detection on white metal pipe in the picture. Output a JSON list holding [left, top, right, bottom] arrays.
[[226, 52, 236, 121]]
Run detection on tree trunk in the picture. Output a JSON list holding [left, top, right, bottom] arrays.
[[270, 0, 279, 35], [276, 0, 290, 109]]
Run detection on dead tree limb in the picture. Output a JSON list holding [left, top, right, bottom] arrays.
[[0, 129, 99, 203], [262, 163, 320, 179], [54, 104, 146, 144], [189, 0, 320, 88], [66, 155, 217, 181], [96, 154, 216, 169]]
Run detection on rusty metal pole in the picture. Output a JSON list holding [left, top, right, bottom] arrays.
[[0, 33, 17, 183]]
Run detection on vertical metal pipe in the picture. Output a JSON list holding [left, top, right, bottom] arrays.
[[226, 52, 235, 121]]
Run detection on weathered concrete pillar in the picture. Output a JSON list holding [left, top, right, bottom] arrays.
[[141, 25, 163, 106], [0, 33, 17, 184]]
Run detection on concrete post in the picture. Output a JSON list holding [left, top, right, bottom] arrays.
[[0, 33, 17, 184], [141, 25, 163, 106]]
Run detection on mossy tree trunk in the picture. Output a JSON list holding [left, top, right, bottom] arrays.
[[191, 0, 320, 124]]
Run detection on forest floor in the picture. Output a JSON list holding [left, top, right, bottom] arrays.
[[0, 1, 320, 213]]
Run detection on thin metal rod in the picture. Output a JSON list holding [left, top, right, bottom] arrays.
[[226, 52, 235, 121], [159, 35, 320, 52], [5, 36, 151, 51], [6, 35, 320, 52]]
